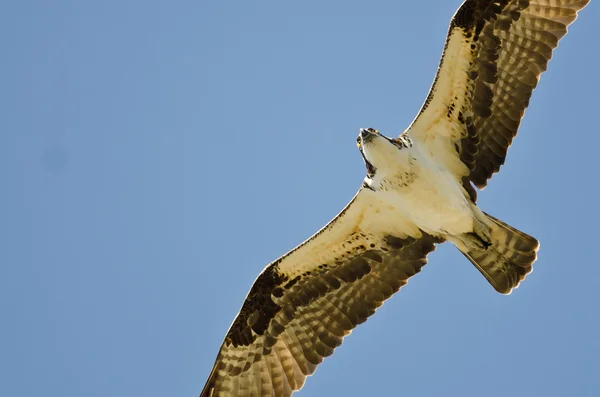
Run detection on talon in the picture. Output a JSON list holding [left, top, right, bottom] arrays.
[[471, 219, 492, 250], [466, 232, 491, 250]]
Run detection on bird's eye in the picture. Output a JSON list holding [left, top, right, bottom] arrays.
[[356, 137, 362, 149]]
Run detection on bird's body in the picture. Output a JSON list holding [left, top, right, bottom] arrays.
[[364, 132, 476, 237], [199, 1, 590, 396]]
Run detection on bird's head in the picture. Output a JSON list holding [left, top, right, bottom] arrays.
[[356, 128, 411, 186]]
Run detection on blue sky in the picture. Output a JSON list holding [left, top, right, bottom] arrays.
[[2, 1, 599, 396]]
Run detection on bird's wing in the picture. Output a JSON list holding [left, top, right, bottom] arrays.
[[200, 188, 442, 397], [406, 0, 588, 190]]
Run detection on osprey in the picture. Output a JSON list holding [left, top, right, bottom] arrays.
[[200, 0, 589, 395]]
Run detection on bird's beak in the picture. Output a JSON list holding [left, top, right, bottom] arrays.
[[359, 128, 378, 144]]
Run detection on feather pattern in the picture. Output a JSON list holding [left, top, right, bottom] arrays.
[[200, 189, 441, 397], [407, 0, 589, 189]]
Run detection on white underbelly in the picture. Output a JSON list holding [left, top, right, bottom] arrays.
[[378, 148, 474, 236]]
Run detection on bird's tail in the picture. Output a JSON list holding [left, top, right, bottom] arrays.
[[458, 212, 539, 294]]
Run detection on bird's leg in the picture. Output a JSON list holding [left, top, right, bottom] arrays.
[[465, 232, 491, 250], [465, 218, 492, 250]]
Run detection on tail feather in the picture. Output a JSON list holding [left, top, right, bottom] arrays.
[[460, 212, 539, 294]]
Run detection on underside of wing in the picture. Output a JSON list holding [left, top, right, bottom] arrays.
[[200, 189, 442, 397], [407, 0, 589, 189]]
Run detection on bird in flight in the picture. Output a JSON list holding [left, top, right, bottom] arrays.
[[200, 1, 589, 396]]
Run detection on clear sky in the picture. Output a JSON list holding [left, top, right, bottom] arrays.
[[2, 1, 599, 396]]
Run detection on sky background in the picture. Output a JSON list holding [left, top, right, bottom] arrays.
[[2, 1, 599, 396]]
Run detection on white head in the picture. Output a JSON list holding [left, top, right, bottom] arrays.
[[356, 128, 412, 190]]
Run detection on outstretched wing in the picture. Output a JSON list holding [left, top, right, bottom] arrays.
[[406, 0, 589, 189], [200, 188, 442, 397]]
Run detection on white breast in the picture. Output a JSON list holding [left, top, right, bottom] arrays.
[[372, 144, 474, 236]]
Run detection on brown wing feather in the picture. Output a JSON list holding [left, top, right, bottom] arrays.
[[407, 0, 589, 189], [200, 190, 442, 397], [465, 0, 589, 187]]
